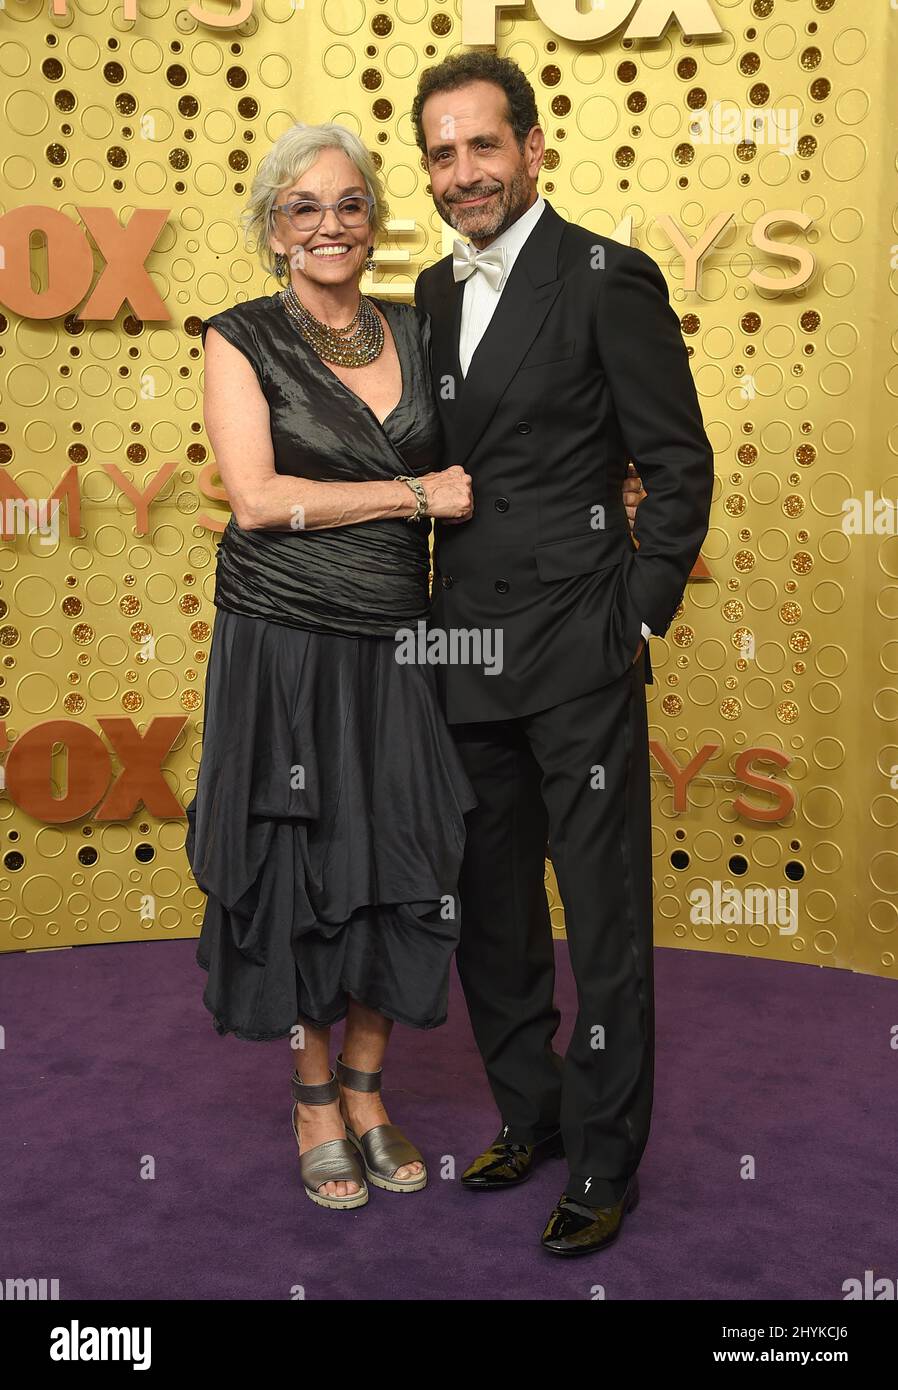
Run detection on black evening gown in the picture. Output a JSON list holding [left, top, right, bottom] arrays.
[[185, 291, 478, 1041]]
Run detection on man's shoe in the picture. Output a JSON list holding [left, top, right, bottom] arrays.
[[540, 1175, 640, 1255], [460, 1129, 564, 1190]]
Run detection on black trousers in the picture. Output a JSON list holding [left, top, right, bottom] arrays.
[[450, 652, 654, 1206]]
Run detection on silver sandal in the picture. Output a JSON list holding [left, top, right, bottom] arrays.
[[335, 1052, 427, 1193], [291, 1068, 369, 1210]]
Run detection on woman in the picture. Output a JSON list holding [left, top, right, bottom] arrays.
[[186, 120, 645, 1213], [185, 121, 478, 1210]]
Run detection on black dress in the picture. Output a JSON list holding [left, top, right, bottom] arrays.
[[184, 291, 478, 1041]]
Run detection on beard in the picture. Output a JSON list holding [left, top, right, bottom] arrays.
[[435, 165, 533, 246]]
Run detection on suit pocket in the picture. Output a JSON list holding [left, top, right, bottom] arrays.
[[534, 530, 633, 581], [519, 337, 576, 370]]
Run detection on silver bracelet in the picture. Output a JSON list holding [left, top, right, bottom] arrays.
[[396, 474, 428, 523]]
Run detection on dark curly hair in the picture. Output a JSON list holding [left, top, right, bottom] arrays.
[[411, 52, 539, 161]]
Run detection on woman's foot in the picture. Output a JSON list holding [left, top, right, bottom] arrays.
[[339, 1090, 424, 1183], [293, 1097, 362, 1198]]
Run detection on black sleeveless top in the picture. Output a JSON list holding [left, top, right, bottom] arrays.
[[201, 292, 442, 637]]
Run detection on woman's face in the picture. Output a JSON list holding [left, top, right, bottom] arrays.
[[270, 147, 372, 291]]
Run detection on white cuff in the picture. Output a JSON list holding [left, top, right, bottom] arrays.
[[640, 621, 652, 641]]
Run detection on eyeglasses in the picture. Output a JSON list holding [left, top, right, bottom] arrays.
[[274, 194, 375, 232]]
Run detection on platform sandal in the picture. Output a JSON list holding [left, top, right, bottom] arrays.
[[291, 1068, 369, 1210], [335, 1052, 427, 1193]]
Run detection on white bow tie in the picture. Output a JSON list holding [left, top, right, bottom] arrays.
[[452, 238, 508, 292]]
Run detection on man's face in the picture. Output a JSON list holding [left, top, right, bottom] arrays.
[[420, 80, 545, 247]]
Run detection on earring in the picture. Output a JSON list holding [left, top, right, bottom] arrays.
[[274, 251, 288, 280], [365, 244, 375, 273]]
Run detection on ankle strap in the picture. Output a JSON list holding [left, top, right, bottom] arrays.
[[291, 1069, 339, 1105], [335, 1052, 382, 1093]]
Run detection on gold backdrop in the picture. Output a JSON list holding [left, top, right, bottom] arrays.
[[1, 1, 896, 977]]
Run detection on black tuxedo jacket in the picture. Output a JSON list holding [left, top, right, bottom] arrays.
[[414, 198, 714, 724]]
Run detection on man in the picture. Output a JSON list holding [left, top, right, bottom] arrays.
[[412, 53, 714, 1255]]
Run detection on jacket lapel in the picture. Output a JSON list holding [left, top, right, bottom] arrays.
[[428, 199, 565, 469]]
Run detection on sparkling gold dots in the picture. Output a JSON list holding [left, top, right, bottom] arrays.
[[722, 600, 745, 622], [129, 621, 152, 642], [793, 661, 806, 674], [372, 99, 392, 120], [739, 53, 761, 75], [782, 494, 805, 517], [789, 630, 811, 653], [676, 58, 698, 80], [724, 494, 747, 517], [120, 595, 141, 616], [732, 627, 753, 651], [189, 621, 211, 642], [372, 14, 393, 35], [361, 68, 382, 91], [809, 78, 831, 101], [178, 594, 201, 616], [791, 552, 813, 575], [748, 83, 770, 105], [61, 596, 83, 617], [782, 679, 795, 693], [741, 312, 761, 334], [225, 66, 247, 89], [661, 694, 684, 716], [543, 149, 560, 170], [614, 146, 635, 167], [63, 693, 86, 714], [800, 310, 820, 332], [181, 690, 202, 711], [71, 624, 93, 644], [685, 87, 706, 110], [672, 625, 695, 646], [753, 0, 774, 14], [733, 550, 756, 573], [736, 141, 757, 162], [430, 14, 450, 36], [784, 580, 797, 594], [779, 602, 802, 624], [673, 143, 695, 165], [720, 698, 742, 720], [797, 135, 817, 158], [626, 91, 647, 113], [616, 61, 637, 83], [795, 444, 816, 466], [737, 444, 758, 466], [681, 313, 700, 335], [122, 691, 143, 712], [777, 701, 800, 724], [551, 95, 572, 116]]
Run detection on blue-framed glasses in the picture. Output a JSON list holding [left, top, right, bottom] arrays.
[[274, 194, 375, 232]]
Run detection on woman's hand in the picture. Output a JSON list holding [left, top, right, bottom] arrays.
[[419, 465, 474, 522]]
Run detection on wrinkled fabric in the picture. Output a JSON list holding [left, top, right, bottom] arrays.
[[201, 292, 440, 636], [185, 612, 478, 1039], [186, 296, 477, 1040]]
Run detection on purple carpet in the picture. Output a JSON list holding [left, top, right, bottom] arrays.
[[0, 940, 894, 1301]]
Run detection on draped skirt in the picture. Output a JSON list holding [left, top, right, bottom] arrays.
[[184, 608, 478, 1041]]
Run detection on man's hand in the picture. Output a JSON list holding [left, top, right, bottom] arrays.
[[631, 636, 645, 665], [623, 462, 646, 534]]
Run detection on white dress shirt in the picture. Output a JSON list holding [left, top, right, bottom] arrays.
[[455, 196, 651, 647]]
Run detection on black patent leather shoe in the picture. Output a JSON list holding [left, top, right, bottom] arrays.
[[460, 1129, 565, 1191], [540, 1175, 640, 1255]]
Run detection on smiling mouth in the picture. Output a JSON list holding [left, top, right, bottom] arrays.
[[310, 245, 352, 258], [456, 192, 499, 206]]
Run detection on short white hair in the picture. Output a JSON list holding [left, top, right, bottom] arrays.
[[241, 121, 390, 277]]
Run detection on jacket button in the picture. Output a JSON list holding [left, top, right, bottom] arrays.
[[515, 422, 532, 434], [494, 579, 509, 594], [441, 575, 454, 589], [494, 497, 509, 512]]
